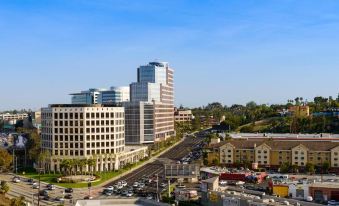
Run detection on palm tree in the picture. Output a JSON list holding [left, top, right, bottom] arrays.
[[87, 158, 97, 176], [78, 159, 87, 175], [60, 159, 72, 176]]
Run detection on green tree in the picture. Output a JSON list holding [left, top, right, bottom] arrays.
[[0, 149, 13, 171], [212, 158, 219, 166], [305, 163, 315, 174], [279, 162, 290, 173], [0, 181, 9, 194], [60, 159, 72, 175], [322, 162, 330, 174], [10, 196, 25, 206], [38, 150, 51, 173]]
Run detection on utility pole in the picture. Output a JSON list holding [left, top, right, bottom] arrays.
[[156, 174, 159, 202], [37, 169, 41, 206], [168, 178, 171, 201]]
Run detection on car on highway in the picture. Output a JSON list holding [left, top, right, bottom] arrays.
[[39, 190, 49, 197], [47, 184, 56, 190], [65, 188, 73, 193], [64, 194, 73, 199], [27, 178, 34, 184], [12, 177, 20, 183], [32, 183, 39, 189]]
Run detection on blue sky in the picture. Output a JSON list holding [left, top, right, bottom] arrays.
[[1, 0, 339, 110]]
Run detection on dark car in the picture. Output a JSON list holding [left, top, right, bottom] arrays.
[[43, 195, 50, 201], [64, 194, 73, 199], [65, 188, 73, 193], [39, 190, 49, 196]]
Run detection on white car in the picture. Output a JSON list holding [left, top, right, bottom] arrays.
[[219, 180, 227, 185], [13, 178, 21, 183], [146, 195, 153, 200], [126, 192, 133, 197], [106, 186, 114, 191], [121, 181, 128, 187], [160, 183, 167, 188], [133, 182, 139, 188]]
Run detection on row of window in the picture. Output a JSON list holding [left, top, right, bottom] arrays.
[[53, 147, 124, 156], [53, 112, 124, 120], [53, 127, 124, 134]]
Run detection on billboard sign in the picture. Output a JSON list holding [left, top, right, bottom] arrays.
[[165, 164, 200, 179]]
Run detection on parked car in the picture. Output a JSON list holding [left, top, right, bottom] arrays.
[[126, 191, 134, 197], [121, 190, 128, 196], [103, 190, 113, 196], [84, 196, 93, 200], [121, 181, 128, 187], [146, 194, 153, 200], [106, 186, 114, 191]]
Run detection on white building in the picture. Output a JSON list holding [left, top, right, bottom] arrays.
[[41, 104, 147, 172]]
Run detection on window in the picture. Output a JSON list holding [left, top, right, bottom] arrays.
[[295, 151, 298, 155]]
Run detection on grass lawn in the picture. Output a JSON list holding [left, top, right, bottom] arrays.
[[23, 160, 147, 188]]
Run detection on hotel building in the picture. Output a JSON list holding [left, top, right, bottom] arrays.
[[206, 139, 339, 171]]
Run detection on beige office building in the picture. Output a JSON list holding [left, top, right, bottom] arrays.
[[41, 104, 147, 172]]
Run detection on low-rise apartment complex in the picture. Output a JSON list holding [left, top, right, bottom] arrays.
[[206, 139, 339, 171]]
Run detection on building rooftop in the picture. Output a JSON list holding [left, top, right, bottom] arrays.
[[48, 104, 122, 108], [208, 139, 339, 151]]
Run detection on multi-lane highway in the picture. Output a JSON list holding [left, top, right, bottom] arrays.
[[102, 134, 205, 197]]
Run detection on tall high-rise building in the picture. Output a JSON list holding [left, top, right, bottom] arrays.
[[125, 61, 175, 144]]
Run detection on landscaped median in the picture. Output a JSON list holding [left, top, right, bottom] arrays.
[[22, 159, 148, 188], [22, 134, 187, 189]]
